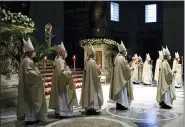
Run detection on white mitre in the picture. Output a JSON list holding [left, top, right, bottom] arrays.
[[87, 44, 96, 56], [148, 53, 151, 60], [55, 41, 66, 53], [175, 52, 177, 58], [135, 54, 138, 58], [23, 37, 34, 52], [117, 40, 126, 53], [146, 53, 151, 60], [158, 51, 161, 56], [176, 52, 180, 58], [159, 50, 163, 57], [162, 45, 170, 56], [139, 55, 142, 60]]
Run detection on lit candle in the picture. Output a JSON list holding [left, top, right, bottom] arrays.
[[43, 56, 47, 62]]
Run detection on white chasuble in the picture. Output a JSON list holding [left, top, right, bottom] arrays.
[[172, 60, 183, 88], [156, 60, 176, 108], [109, 54, 134, 107], [138, 62, 143, 83], [49, 56, 78, 116], [80, 58, 104, 110], [154, 58, 163, 83], [131, 61, 139, 83], [142, 61, 153, 85]]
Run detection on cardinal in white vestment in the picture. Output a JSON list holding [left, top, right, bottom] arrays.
[[80, 44, 104, 115], [142, 53, 153, 85], [172, 52, 183, 88], [156, 46, 176, 109], [109, 41, 134, 110], [154, 50, 163, 84], [138, 56, 143, 83], [17, 38, 47, 124], [131, 54, 139, 84], [49, 42, 78, 118]]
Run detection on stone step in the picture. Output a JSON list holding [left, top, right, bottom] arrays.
[[40, 69, 54, 73], [72, 74, 83, 78], [41, 73, 53, 77], [39, 66, 54, 69], [40, 69, 83, 74], [45, 87, 51, 93], [75, 82, 82, 89], [73, 78, 83, 82], [73, 71, 83, 74], [70, 68, 82, 71], [45, 95, 50, 100], [44, 82, 52, 87]]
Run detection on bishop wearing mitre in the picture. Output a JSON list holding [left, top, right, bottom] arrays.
[[172, 52, 183, 88], [131, 54, 139, 84], [142, 53, 153, 85], [109, 41, 134, 110], [49, 42, 78, 118], [156, 46, 176, 109], [17, 38, 47, 124], [154, 50, 163, 84], [80, 44, 104, 115]]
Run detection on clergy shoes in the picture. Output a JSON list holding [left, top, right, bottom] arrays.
[[25, 121, 38, 125], [160, 102, 172, 109], [86, 109, 100, 115], [55, 112, 70, 119], [55, 112, 60, 117], [116, 103, 128, 111], [175, 86, 181, 88]]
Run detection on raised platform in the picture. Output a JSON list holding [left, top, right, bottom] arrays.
[[38, 64, 83, 99]]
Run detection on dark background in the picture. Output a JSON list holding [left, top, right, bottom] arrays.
[[0, 1, 184, 70]]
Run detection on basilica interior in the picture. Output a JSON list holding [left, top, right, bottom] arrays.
[[0, 1, 184, 127]]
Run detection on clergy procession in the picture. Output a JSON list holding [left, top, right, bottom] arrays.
[[17, 37, 183, 125]]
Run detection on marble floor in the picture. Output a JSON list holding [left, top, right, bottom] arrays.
[[0, 83, 184, 127]]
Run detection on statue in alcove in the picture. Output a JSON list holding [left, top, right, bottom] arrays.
[[45, 23, 55, 46]]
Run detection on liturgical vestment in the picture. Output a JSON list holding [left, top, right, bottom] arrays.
[[49, 56, 78, 116], [80, 58, 104, 110], [154, 58, 163, 83], [17, 57, 47, 121], [172, 60, 183, 88], [142, 61, 153, 85], [109, 54, 134, 108], [156, 60, 176, 107], [131, 60, 139, 83], [138, 61, 143, 83]]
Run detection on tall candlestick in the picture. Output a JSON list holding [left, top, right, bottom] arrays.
[[43, 56, 47, 97], [72, 55, 76, 73]]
